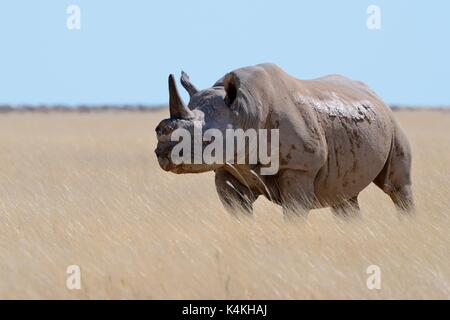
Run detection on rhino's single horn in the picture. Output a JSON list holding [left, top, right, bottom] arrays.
[[168, 74, 194, 119], [180, 71, 199, 97]]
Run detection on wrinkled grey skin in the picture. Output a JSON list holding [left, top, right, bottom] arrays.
[[155, 64, 414, 218]]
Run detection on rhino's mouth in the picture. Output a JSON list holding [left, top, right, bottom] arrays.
[[156, 155, 176, 171], [156, 157, 210, 174], [155, 144, 176, 171], [155, 146, 216, 174], [154, 144, 191, 173]]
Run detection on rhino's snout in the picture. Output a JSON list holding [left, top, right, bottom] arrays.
[[155, 116, 197, 172], [155, 119, 180, 172]]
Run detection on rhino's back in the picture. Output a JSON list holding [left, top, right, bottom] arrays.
[[296, 75, 395, 204]]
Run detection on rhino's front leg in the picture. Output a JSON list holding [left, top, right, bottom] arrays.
[[279, 169, 317, 219], [214, 169, 258, 216]]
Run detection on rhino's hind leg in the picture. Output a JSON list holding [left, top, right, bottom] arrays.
[[374, 127, 415, 214], [215, 169, 258, 216], [375, 180, 415, 214], [387, 184, 414, 212], [331, 196, 360, 219]]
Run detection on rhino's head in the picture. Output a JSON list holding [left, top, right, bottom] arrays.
[[155, 72, 252, 174]]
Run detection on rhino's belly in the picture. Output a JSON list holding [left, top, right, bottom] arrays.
[[314, 115, 392, 205]]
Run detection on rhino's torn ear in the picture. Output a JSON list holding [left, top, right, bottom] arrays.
[[224, 73, 238, 106], [180, 71, 199, 97]]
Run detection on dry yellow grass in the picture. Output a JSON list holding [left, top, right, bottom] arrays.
[[0, 110, 449, 299]]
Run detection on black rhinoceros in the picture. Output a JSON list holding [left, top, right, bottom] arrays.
[[155, 63, 414, 218]]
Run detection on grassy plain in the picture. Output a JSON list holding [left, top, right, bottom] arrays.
[[0, 110, 449, 299]]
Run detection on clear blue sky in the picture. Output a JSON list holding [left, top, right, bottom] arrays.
[[0, 0, 449, 106]]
